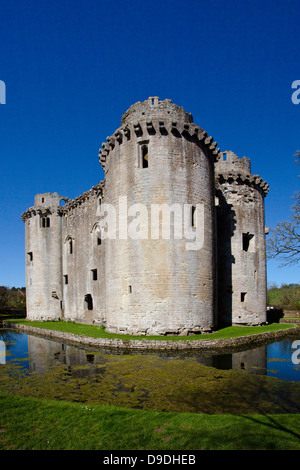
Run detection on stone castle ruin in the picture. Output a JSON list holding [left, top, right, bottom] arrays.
[[22, 97, 269, 335]]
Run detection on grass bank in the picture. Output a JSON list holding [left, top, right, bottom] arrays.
[[0, 392, 299, 450], [6, 319, 297, 342]]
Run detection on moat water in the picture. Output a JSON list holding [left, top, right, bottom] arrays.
[[0, 328, 299, 414]]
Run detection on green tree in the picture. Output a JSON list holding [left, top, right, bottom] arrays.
[[0, 286, 10, 309], [267, 152, 300, 266]]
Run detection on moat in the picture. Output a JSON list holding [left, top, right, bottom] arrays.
[[0, 327, 299, 414]]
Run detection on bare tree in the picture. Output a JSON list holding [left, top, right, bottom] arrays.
[[267, 152, 300, 266]]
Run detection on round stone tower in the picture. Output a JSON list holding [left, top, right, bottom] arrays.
[[21, 192, 69, 320], [215, 151, 269, 326], [98, 97, 219, 335]]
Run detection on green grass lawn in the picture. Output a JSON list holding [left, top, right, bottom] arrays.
[[6, 319, 297, 341], [0, 391, 299, 450]]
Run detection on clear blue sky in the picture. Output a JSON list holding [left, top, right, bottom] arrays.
[[0, 0, 299, 288]]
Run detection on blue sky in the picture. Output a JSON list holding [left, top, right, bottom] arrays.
[[0, 0, 299, 288]]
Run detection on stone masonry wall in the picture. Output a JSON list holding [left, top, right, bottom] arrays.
[[215, 152, 269, 326], [100, 97, 218, 334], [21, 98, 269, 336]]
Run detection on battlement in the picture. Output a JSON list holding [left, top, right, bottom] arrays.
[[215, 151, 251, 174], [21, 192, 70, 221], [121, 97, 194, 126], [34, 192, 70, 208], [60, 182, 104, 212], [214, 151, 269, 196], [99, 98, 221, 171]]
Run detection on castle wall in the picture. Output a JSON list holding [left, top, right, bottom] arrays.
[[100, 98, 217, 334], [215, 152, 269, 326], [23, 193, 65, 320], [22, 98, 269, 335], [61, 184, 105, 324]]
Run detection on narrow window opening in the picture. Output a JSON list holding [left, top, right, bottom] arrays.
[[191, 206, 196, 227], [128, 285, 132, 294], [68, 239, 73, 254], [41, 197, 44, 203], [84, 294, 93, 310], [152, 98, 154, 105], [27, 252, 33, 262], [242, 232, 254, 251], [64, 275, 68, 285], [86, 354, 94, 364], [97, 231, 102, 245], [141, 144, 148, 168], [40, 217, 50, 228], [91, 269, 98, 281], [241, 292, 247, 303]]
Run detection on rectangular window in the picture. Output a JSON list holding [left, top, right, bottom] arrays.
[[40, 217, 50, 228], [191, 206, 196, 227], [138, 141, 149, 168], [128, 285, 132, 294], [142, 145, 148, 168], [84, 294, 93, 310], [241, 292, 247, 303], [27, 252, 33, 262], [64, 275, 68, 285], [242, 233, 254, 252], [91, 269, 97, 281]]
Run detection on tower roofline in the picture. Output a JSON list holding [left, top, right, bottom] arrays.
[[121, 97, 194, 126]]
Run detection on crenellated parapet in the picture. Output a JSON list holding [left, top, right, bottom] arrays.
[[21, 192, 70, 221], [21, 206, 51, 222], [98, 97, 221, 170], [215, 151, 269, 197], [60, 181, 104, 213]]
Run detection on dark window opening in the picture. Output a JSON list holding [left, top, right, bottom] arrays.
[[191, 206, 196, 227], [41, 217, 50, 228], [91, 269, 97, 281], [141, 144, 148, 168], [64, 275, 68, 285], [86, 354, 94, 364], [41, 197, 44, 203], [128, 285, 132, 294], [242, 232, 254, 252], [97, 232, 101, 245], [241, 292, 247, 303], [68, 239, 73, 254], [27, 252, 33, 262], [84, 294, 93, 310]]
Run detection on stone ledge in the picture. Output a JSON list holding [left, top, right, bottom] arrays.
[[3, 322, 300, 352]]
